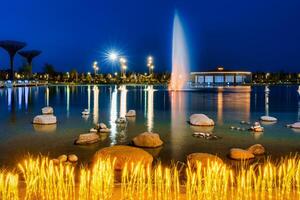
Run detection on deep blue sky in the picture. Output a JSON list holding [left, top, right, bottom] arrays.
[[0, 0, 300, 73]]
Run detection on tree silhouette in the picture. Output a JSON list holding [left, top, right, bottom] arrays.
[[0, 40, 26, 80], [18, 50, 41, 77]]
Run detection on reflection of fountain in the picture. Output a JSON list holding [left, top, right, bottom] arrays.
[[119, 85, 127, 118], [147, 85, 154, 132], [170, 91, 186, 158], [110, 86, 118, 145], [297, 86, 300, 95], [93, 85, 99, 124], [169, 11, 189, 90]]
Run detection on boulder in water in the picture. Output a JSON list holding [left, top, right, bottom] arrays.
[[42, 106, 54, 115], [58, 154, 67, 162], [74, 133, 100, 145], [189, 114, 214, 126], [94, 145, 153, 170], [229, 148, 255, 160], [33, 115, 57, 125], [291, 122, 300, 129], [68, 154, 78, 162], [247, 144, 265, 155], [125, 110, 136, 117], [132, 132, 163, 148], [260, 116, 277, 122], [187, 153, 223, 169]]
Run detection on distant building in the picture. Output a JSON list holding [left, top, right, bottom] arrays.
[[190, 67, 252, 86]]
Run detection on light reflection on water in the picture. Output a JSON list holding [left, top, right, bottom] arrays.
[[0, 85, 299, 167]]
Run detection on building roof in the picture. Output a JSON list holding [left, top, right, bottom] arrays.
[[191, 67, 251, 75]]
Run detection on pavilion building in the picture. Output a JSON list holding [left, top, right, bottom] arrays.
[[190, 67, 252, 86]]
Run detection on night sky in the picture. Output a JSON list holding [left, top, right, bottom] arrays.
[[0, 0, 300, 73]]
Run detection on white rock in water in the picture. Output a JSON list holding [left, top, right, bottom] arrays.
[[99, 123, 107, 129], [260, 116, 277, 122], [42, 106, 54, 115], [116, 117, 127, 124], [189, 114, 214, 126], [125, 110, 136, 117], [99, 128, 111, 133], [82, 109, 89, 115], [74, 133, 100, 145], [291, 122, 300, 129], [33, 115, 57, 125], [90, 128, 98, 133]]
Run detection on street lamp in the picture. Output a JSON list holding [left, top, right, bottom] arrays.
[[119, 57, 127, 78], [93, 61, 99, 75], [147, 56, 154, 75]]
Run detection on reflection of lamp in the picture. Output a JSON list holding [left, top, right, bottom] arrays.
[[46, 87, 49, 107], [298, 96, 300, 121], [120, 85, 127, 118], [25, 87, 29, 109], [147, 85, 154, 132], [265, 91, 269, 116], [18, 87, 22, 109], [66, 86, 70, 117], [110, 86, 118, 145], [93, 85, 99, 124], [87, 85, 91, 112]]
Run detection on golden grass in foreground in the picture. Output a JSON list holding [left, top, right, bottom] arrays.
[[0, 155, 298, 199]]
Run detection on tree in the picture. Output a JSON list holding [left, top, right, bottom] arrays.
[[18, 50, 41, 77], [70, 69, 78, 82], [43, 63, 56, 77], [0, 40, 26, 80]]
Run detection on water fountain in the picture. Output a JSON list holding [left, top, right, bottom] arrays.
[[169, 11, 190, 90]]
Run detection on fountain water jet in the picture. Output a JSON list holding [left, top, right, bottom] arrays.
[[169, 11, 190, 90]]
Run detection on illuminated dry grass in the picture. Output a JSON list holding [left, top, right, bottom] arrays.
[[0, 155, 299, 199], [0, 171, 19, 200]]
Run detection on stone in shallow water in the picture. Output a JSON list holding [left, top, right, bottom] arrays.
[[247, 144, 265, 155], [33, 115, 57, 125], [260, 116, 277, 122], [187, 153, 223, 169], [132, 132, 163, 148], [58, 154, 67, 162], [42, 106, 54, 115], [93, 145, 153, 170], [189, 114, 214, 126], [291, 122, 300, 129], [99, 128, 111, 133], [125, 110, 136, 117], [74, 133, 100, 145], [229, 148, 255, 160], [68, 154, 78, 162]]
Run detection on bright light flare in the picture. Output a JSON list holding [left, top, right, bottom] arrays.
[[108, 52, 118, 61]]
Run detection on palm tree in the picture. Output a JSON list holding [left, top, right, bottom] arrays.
[[18, 50, 41, 78], [0, 40, 26, 80]]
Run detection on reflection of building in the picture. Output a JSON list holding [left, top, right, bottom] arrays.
[[191, 67, 252, 86]]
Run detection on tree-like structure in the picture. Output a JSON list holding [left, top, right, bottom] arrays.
[[18, 50, 41, 77], [0, 40, 26, 80]]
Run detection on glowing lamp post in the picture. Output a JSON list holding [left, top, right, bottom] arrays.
[[93, 61, 99, 76], [147, 56, 154, 75], [119, 57, 127, 78]]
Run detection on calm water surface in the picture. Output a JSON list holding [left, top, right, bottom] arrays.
[[0, 85, 299, 168]]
